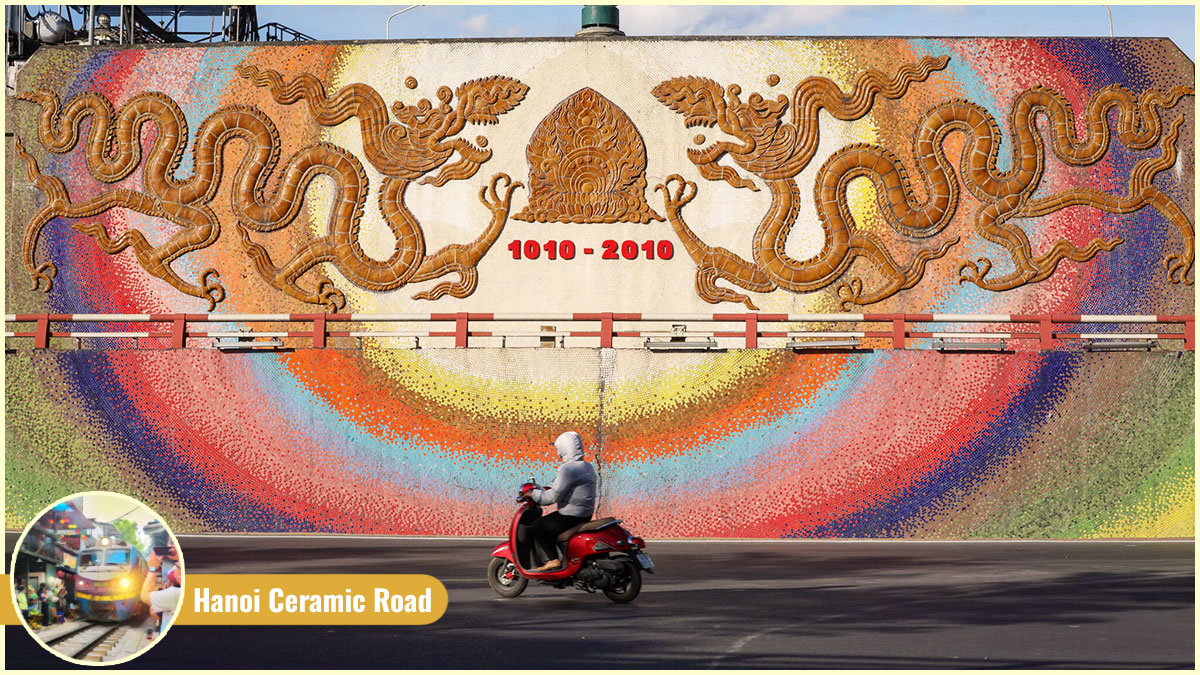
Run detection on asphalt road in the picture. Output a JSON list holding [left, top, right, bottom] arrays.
[[6, 536, 1194, 668]]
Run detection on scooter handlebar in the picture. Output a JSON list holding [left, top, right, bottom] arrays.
[[517, 481, 538, 503]]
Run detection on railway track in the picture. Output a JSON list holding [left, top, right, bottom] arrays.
[[45, 621, 136, 662], [41, 620, 94, 645]]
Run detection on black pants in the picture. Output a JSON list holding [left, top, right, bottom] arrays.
[[530, 512, 590, 565]]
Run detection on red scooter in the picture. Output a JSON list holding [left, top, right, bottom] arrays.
[[488, 480, 653, 603]]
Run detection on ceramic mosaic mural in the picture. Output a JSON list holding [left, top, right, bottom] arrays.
[[6, 38, 1194, 537], [5, 349, 1193, 537]]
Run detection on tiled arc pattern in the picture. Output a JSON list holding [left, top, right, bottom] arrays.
[[5, 349, 1194, 538], [4, 39, 1195, 539]]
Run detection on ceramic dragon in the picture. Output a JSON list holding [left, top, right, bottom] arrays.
[[653, 55, 1193, 310], [234, 64, 529, 307], [16, 66, 529, 311]]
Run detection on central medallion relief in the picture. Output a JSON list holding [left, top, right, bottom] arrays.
[[513, 87, 663, 224]]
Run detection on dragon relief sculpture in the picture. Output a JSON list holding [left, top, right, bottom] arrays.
[[15, 66, 529, 310], [652, 55, 1194, 310]]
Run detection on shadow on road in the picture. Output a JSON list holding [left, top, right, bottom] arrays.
[[5, 537, 1193, 668]]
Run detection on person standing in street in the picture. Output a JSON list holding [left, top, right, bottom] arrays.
[[140, 550, 182, 637], [15, 584, 29, 623]]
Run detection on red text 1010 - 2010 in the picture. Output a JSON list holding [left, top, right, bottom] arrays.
[[507, 239, 675, 260]]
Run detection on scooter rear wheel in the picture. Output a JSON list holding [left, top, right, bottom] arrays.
[[602, 561, 642, 603], [488, 557, 528, 598]]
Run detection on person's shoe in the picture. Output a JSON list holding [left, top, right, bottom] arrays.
[[534, 559, 562, 572]]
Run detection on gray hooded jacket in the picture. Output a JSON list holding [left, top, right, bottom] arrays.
[[531, 431, 597, 518]]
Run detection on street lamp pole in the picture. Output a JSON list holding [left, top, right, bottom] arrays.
[[387, 5, 422, 40]]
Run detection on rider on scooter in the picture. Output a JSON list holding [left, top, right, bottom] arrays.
[[527, 431, 597, 571]]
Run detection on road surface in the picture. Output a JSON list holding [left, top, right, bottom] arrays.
[[5, 536, 1193, 668]]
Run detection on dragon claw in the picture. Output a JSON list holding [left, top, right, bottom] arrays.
[[316, 280, 346, 312], [656, 174, 698, 210], [957, 257, 992, 285], [504, 180, 524, 203], [1165, 254, 1194, 285], [1165, 255, 1180, 283], [201, 269, 226, 311], [480, 173, 522, 212], [835, 278, 865, 310], [975, 258, 994, 281], [31, 262, 57, 292]]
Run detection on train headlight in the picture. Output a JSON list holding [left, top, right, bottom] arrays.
[[101, 537, 110, 546], [119, 577, 131, 589]]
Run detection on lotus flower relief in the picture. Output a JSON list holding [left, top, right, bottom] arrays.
[[514, 87, 663, 223]]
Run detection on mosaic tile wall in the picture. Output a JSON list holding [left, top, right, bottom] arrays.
[[6, 38, 1194, 316], [5, 38, 1194, 537], [5, 349, 1193, 537]]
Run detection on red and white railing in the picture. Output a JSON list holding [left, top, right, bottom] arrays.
[[3, 312, 1194, 350]]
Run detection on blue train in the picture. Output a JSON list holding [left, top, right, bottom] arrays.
[[74, 538, 149, 622]]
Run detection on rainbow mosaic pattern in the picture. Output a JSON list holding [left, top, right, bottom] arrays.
[[6, 38, 1194, 538], [5, 349, 1193, 537]]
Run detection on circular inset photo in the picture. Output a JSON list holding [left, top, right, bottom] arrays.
[[9, 492, 185, 665]]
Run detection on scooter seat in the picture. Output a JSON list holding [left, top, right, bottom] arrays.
[[556, 517, 620, 542]]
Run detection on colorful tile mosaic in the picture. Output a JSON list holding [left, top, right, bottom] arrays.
[[5, 38, 1194, 537], [7, 38, 1194, 316], [4, 349, 1193, 537]]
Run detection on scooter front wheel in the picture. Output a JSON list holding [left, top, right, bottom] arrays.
[[488, 557, 528, 598], [603, 561, 642, 603]]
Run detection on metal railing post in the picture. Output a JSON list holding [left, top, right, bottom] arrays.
[[455, 313, 469, 348], [744, 313, 758, 349], [891, 317, 906, 349], [171, 315, 187, 349], [313, 314, 327, 348], [600, 313, 614, 348], [34, 315, 50, 349], [1039, 316, 1054, 350]]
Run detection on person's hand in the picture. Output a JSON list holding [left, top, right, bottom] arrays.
[[147, 552, 162, 568]]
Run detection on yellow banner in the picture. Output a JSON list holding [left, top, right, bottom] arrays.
[[1, 576, 19, 625], [178, 574, 447, 625], [0, 574, 447, 626]]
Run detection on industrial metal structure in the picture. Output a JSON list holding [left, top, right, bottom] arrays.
[[6, 5, 312, 65]]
